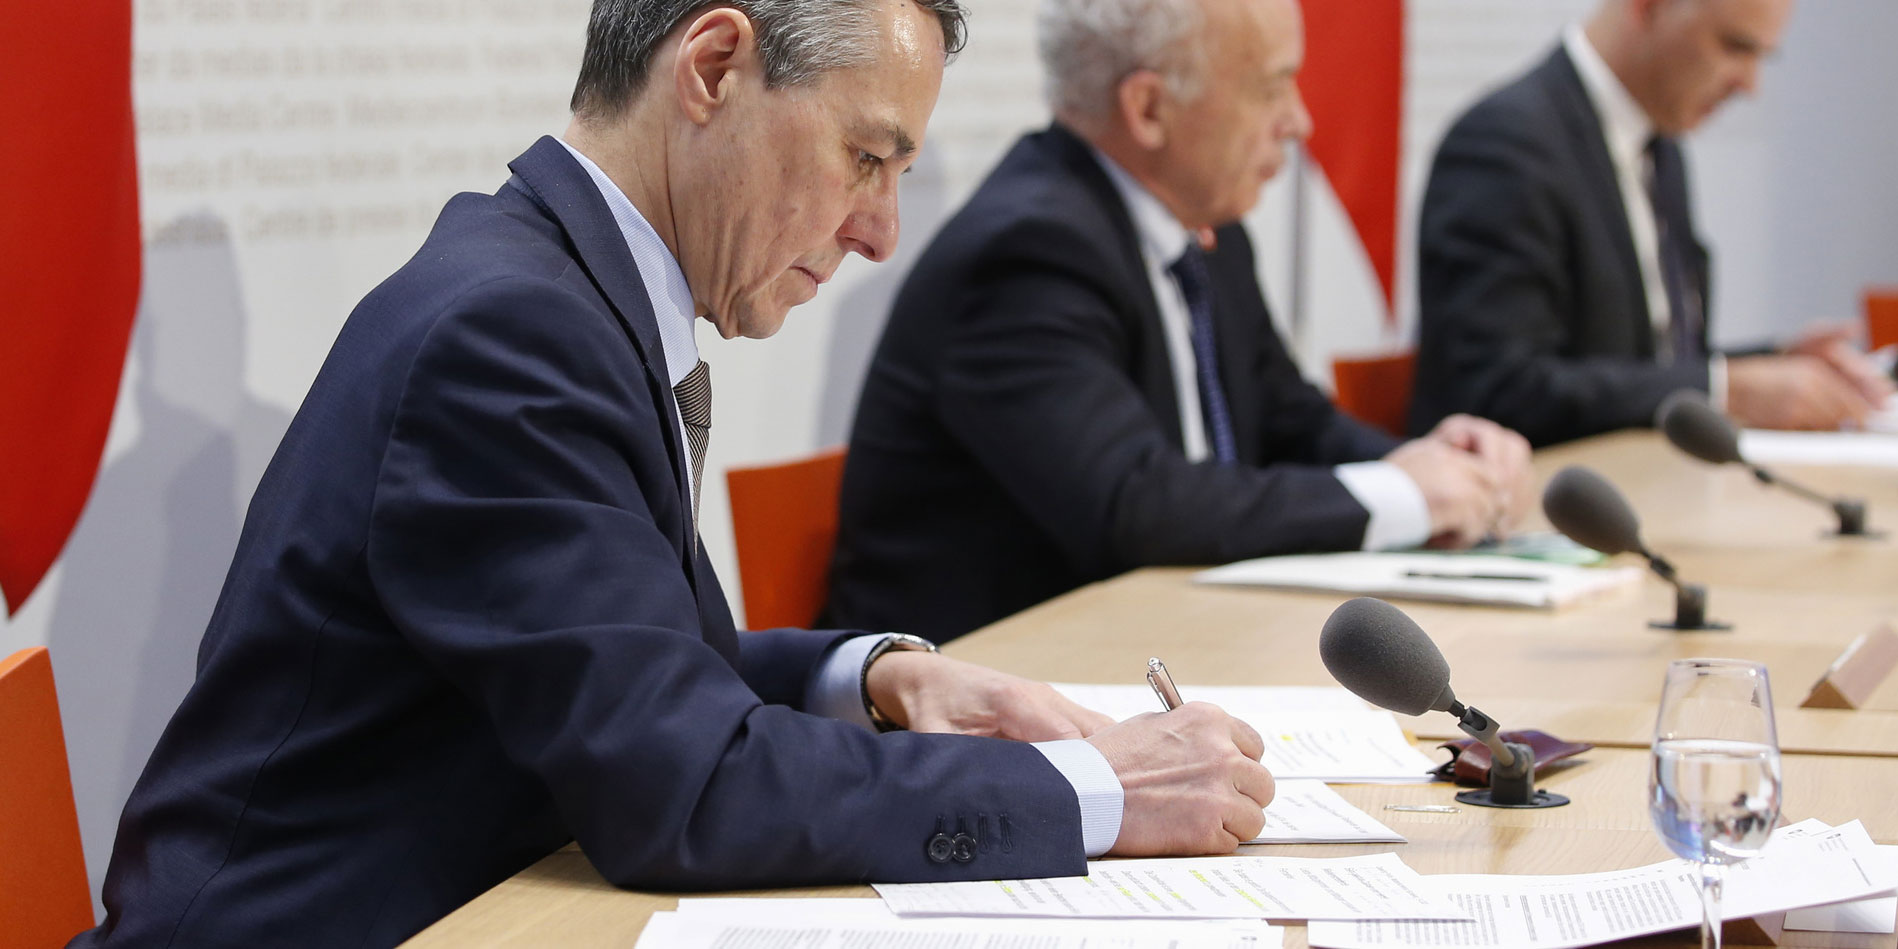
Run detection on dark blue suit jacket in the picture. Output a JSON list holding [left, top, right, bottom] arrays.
[[1410, 46, 1712, 446], [74, 137, 1082, 949], [827, 125, 1398, 642]]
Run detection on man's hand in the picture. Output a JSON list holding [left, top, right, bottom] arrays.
[[1728, 353, 1881, 431], [1420, 414, 1536, 526], [1783, 325, 1896, 407], [1383, 438, 1503, 548], [1085, 703, 1275, 855], [865, 651, 1113, 741]]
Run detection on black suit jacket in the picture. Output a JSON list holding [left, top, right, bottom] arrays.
[[1410, 45, 1712, 447], [826, 125, 1398, 643], [73, 138, 1082, 949]]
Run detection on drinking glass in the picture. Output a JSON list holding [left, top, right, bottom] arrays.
[[1649, 659, 1782, 949]]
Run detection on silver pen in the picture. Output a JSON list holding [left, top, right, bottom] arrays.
[[1146, 657, 1184, 711]]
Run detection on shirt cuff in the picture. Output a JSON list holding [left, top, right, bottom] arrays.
[[1032, 739, 1124, 858], [803, 633, 890, 731], [1709, 353, 1728, 412], [1335, 460, 1432, 550]]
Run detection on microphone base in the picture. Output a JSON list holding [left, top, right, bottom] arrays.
[[1455, 788, 1570, 809], [1649, 582, 1730, 631], [1649, 618, 1732, 631], [1821, 527, 1885, 540]]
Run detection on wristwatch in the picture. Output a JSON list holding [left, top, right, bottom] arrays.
[[859, 633, 939, 732]]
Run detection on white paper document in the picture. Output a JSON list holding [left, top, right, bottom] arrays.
[[1774, 820, 1898, 934], [874, 853, 1468, 922], [1193, 552, 1641, 609], [1739, 428, 1898, 468], [653, 899, 1283, 947], [1307, 821, 1898, 949], [1250, 781, 1406, 844], [1051, 684, 1440, 784]]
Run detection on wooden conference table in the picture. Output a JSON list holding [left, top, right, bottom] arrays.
[[407, 431, 1898, 948]]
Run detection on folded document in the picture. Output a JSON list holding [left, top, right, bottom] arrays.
[[1195, 552, 1641, 609]]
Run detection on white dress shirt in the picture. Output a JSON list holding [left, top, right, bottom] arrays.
[[1090, 147, 1430, 550], [559, 139, 1124, 857], [1563, 27, 1726, 403]]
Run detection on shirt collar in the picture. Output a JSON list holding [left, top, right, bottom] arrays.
[[1564, 24, 1656, 170], [1088, 144, 1195, 267], [556, 138, 701, 386]]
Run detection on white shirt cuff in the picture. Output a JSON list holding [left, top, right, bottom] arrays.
[[1032, 739, 1124, 858], [1709, 353, 1728, 412], [803, 633, 890, 731], [1335, 460, 1432, 550]]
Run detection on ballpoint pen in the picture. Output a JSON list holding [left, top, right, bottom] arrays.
[[1403, 570, 1545, 582], [1146, 657, 1183, 711]]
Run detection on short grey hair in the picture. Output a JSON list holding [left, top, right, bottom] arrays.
[[572, 0, 969, 121], [1037, 0, 1205, 125]]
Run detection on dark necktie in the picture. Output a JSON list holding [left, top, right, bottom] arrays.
[[1644, 136, 1705, 363], [1167, 247, 1239, 465], [673, 359, 711, 543]]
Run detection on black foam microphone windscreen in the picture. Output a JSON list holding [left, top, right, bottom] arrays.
[[1541, 466, 1644, 555], [1319, 597, 1456, 716], [1657, 390, 1743, 465]]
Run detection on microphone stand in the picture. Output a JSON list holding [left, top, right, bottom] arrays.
[[1639, 549, 1728, 631], [1749, 465, 1876, 537], [1446, 701, 1567, 808]]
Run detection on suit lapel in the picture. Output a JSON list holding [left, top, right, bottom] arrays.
[[1039, 124, 1186, 449], [504, 136, 704, 593], [1542, 48, 1656, 358]]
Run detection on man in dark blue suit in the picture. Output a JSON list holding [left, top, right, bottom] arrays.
[[73, 2, 1276, 945]]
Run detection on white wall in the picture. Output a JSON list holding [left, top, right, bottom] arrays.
[[4, 0, 1892, 913]]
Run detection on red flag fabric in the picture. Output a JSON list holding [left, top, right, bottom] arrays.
[[0, 4, 142, 615], [1301, 0, 1405, 318]]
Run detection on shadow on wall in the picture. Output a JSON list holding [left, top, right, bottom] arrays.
[[46, 212, 292, 910], [815, 145, 952, 445]]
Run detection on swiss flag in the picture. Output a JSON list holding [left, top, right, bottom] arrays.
[[1302, 0, 1405, 320], [0, 4, 142, 615]]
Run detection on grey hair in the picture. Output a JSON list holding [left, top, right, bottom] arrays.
[[571, 0, 968, 121], [1037, 0, 1205, 126]]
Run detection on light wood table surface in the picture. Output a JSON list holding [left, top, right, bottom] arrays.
[[409, 432, 1898, 947]]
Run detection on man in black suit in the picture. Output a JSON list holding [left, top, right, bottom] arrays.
[[73, 2, 1278, 945], [1413, 0, 1891, 447], [827, 0, 1536, 644]]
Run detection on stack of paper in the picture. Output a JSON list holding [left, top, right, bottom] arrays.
[[1192, 552, 1642, 608], [1052, 684, 1440, 784], [1739, 428, 1898, 468], [637, 899, 1282, 948], [1250, 781, 1405, 844], [874, 853, 1470, 923], [1307, 820, 1898, 948]]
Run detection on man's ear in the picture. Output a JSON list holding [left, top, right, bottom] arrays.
[[1116, 70, 1170, 151], [672, 7, 758, 126]]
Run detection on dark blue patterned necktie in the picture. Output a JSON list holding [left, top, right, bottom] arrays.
[[1645, 136, 1704, 363], [1168, 246, 1239, 464]]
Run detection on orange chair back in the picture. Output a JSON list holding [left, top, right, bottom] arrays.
[[0, 647, 93, 948], [1332, 350, 1416, 438], [1866, 286, 1898, 352], [726, 447, 848, 630]]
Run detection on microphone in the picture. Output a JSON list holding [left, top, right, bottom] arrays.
[[1541, 465, 1728, 630], [1319, 597, 1567, 809], [1657, 390, 1873, 537]]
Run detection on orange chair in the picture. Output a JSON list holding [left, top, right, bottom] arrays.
[[0, 647, 93, 949], [1331, 350, 1416, 438], [1866, 286, 1898, 352], [726, 447, 848, 630]]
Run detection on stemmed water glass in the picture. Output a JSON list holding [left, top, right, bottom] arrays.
[[1649, 658, 1783, 949]]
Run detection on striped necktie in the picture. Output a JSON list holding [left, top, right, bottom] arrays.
[[674, 359, 711, 543], [1167, 246, 1239, 464], [1644, 136, 1705, 363]]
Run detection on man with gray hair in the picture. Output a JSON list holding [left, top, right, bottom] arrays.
[[74, 2, 1273, 945], [828, 0, 1536, 643]]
